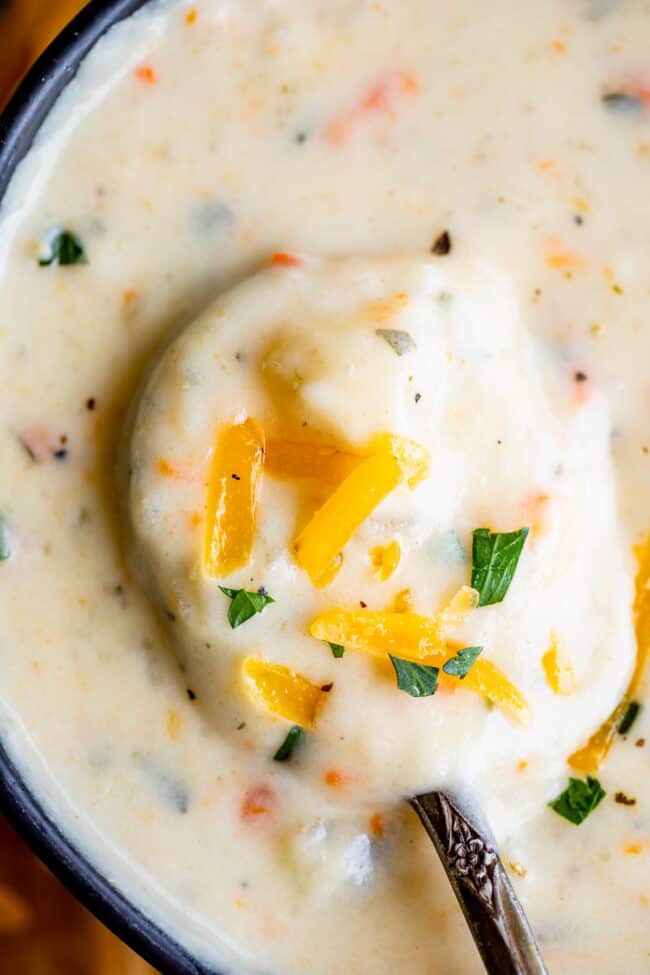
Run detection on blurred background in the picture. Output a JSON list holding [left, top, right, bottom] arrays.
[[0, 1, 158, 971]]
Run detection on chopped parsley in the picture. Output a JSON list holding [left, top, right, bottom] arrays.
[[39, 228, 87, 267], [471, 527, 529, 607], [375, 329, 416, 357], [389, 656, 439, 697], [549, 776, 606, 825], [442, 646, 483, 679], [0, 515, 10, 561], [329, 642, 345, 659], [219, 587, 274, 628], [618, 700, 641, 736], [273, 725, 303, 762]]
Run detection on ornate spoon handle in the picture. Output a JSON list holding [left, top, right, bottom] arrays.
[[410, 791, 548, 975]]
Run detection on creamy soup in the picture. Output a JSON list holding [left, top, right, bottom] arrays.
[[1, 1, 650, 973]]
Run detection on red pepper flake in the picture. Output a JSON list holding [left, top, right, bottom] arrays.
[[135, 65, 159, 85], [270, 252, 302, 268], [636, 738, 646, 748], [241, 785, 274, 818]]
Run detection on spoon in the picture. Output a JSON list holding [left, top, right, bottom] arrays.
[[410, 790, 548, 975]]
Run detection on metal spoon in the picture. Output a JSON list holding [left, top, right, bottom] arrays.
[[410, 790, 548, 975]]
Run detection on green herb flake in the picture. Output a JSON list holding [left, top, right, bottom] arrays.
[[618, 700, 641, 736], [548, 776, 606, 825], [389, 656, 439, 697], [471, 527, 529, 607], [0, 515, 10, 561], [273, 725, 303, 762], [443, 646, 483, 679], [39, 228, 87, 267], [375, 329, 416, 357], [219, 586, 274, 629], [329, 642, 345, 659], [295, 130, 309, 144]]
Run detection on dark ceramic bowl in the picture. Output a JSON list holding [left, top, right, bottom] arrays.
[[0, 3, 216, 972]]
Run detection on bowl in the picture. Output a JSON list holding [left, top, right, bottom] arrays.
[[0, 2, 218, 971]]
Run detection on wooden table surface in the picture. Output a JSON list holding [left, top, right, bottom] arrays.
[[1, 2, 160, 971]]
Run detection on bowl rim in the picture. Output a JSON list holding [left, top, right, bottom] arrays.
[[0, 3, 217, 972]]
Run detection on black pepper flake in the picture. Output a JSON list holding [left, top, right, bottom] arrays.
[[86, 397, 96, 411], [574, 214, 584, 226], [602, 91, 643, 113], [53, 448, 68, 461], [614, 791, 637, 807], [186, 688, 197, 701], [359, 600, 368, 608], [574, 370, 588, 383], [414, 392, 422, 403], [231, 473, 241, 480], [166, 610, 177, 623], [431, 230, 452, 256], [237, 721, 246, 731], [636, 738, 645, 748], [321, 682, 334, 693]]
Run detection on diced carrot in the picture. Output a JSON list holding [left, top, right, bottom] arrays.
[[293, 434, 429, 586], [265, 437, 362, 484], [135, 65, 158, 85], [270, 252, 302, 268], [243, 658, 330, 728], [203, 418, 264, 577], [370, 540, 401, 581], [185, 8, 198, 24], [369, 812, 385, 839], [323, 69, 420, 145], [542, 634, 576, 695], [241, 785, 274, 819], [323, 768, 354, 788]]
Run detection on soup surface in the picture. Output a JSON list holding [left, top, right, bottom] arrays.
[[1, 1, 650, 973]]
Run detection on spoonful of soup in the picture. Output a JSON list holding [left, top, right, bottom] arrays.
[[125, 253, 635, 968]]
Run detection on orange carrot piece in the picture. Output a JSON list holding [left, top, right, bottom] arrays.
[[270, 252, 302, 268], [323, 70, 419, 145], [369, 812, 385, 839], [135, 65, 158, 85], [241, 785, 274, 819]]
